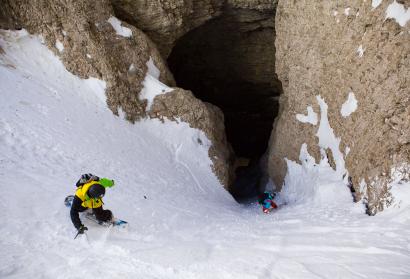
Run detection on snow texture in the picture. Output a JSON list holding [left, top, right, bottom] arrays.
[[316, 96, 346, 178], [139, 57, 173, 111], [280, 144, 352, 207], [341, 92, 358, 117], [357, 45, 365, 57], [55, 39, 64, 52], [385, 0, 410, 27], [372, 0, 383, 9], [296, 106, 318, 125], [107, 16, 132, 37], [345, 146, 351, 157], [146, 57, 160, 78], [1, 29, 410, 279]]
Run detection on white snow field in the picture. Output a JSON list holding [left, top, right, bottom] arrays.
[[1, 30, 410, 279]]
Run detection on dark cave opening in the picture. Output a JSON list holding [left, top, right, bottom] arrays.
[[167, 7, 282, 201]]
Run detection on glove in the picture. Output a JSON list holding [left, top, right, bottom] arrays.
[[99, 178, 114, 188], [271, 201, 278, 209], [78, 224, 88, 234]]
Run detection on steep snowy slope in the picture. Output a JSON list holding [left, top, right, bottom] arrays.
[[1, 30, 409, 279]]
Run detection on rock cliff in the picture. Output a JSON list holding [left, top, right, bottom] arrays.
[[0, 0, 233, 187], [1, 0, 174, 121], [269, 0, 410, 214], [3, 0, 407, 210], [110, 0, 224, 57]]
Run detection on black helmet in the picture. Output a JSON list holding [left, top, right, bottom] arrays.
[[88, 184, 105, 199]]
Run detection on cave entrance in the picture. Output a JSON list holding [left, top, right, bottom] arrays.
[[167, 6, 282, 201]]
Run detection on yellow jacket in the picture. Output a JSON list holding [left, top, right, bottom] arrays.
[[75, 181, 103, 208]]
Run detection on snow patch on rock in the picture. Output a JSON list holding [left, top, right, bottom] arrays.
[[139, 57, 173, 110], [341, 92, 358, 117], [55, 39, 64, 52], [345, 146, 351, 157], [146, 57, 160, 79], [357, 45, 365, 57], [360, 179, 367, 195], [296, 106, 318, 125], [316, 96, 347, 178], [107, 16, 133, 37], [385, 0, 410, 27], [372, 0, 383, 9], [280, 96, 352, 207]]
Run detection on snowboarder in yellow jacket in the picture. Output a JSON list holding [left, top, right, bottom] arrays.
[[70, 174, 114, 234]]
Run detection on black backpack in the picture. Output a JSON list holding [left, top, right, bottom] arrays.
[[75, 173, 99, 187]]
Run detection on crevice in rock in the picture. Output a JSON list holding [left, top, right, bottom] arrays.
[[167, 5, 282, 200]]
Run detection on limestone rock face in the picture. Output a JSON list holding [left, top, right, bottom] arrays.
[[1, 0, 175, 122], [110, 0, 224, 57], [227, 0, 278, 11], [269, 0, 410, 214], [149, 89, 234, 188], [1, 0, 233, 188]]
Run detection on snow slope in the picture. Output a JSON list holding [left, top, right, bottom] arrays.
[[1, 30, 409, 278]]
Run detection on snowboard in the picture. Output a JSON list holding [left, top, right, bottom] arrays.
[[85, 212, 128, 228], [64, 195, 128, 228]]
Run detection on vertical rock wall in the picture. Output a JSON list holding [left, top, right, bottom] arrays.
[[269, 0, 410, 214]]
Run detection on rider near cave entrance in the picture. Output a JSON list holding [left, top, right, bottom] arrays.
[[258, 191, 277, 213]]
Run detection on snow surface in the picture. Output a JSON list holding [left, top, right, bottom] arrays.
[[385, 0, 410, 27], [357, 45, 365, 57], [107, 16, 133, 37], [1, 30, 410, 278], [345, 146, 351, 157], [372, 0, 383, 9], [341, 92, 358, 118], [139, 57, 173, 111], [55, 39, 64, 53], [296, 106, 318, 125], [316, 96, 347, 178]]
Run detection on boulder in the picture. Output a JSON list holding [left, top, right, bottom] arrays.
[[149, 88, 234, 188]]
